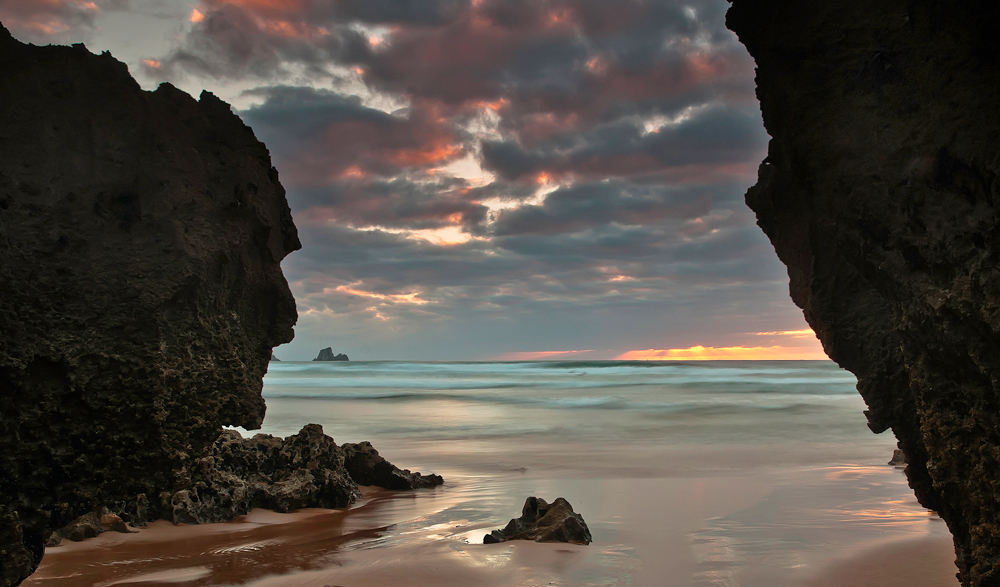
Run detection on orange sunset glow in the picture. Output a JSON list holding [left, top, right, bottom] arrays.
[[616, 344, 828, 361]]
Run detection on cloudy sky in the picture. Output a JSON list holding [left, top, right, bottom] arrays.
[[2, 0, 827, 361]]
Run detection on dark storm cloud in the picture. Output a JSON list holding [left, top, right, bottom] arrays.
[[148, 0, 754, 112], [487, 181, 713, 236], [357, 0, 755, 120], [241, 86, 464, 183], [148, 4, 370, 80], [128, 0, 800, 357], [333, 0, 469, 25], [289, 177, 488, 231], [481, 104, 768, 181], [147, 0, 472, 80], [283, 200, 785, 327], [0, 0, 127, 43]]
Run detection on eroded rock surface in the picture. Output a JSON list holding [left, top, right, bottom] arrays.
[[726, 2, 1000, 585], [0, 23, 299, 585], [484, 497, 592, 545], [45, 508, 133, 547], [170, 424, 359, 524], [169, 424, 441, 525]]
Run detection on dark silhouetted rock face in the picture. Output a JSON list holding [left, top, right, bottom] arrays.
[[314, 347, 349, 361], [726, 2, 1000, 585], [483, 497, 591, 545], [0, 23, 299, 585]]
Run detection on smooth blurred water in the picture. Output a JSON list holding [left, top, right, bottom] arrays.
[[246, 360, 954, 587], [29, 361, 954, 587], [258, 360, 883, 472]]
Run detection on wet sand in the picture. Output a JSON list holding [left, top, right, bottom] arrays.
[[24, 466, 959, 587], [800, 536, 959, 587], [25, 364, 961, 586]]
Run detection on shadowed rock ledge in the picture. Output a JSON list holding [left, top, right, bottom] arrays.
[[0, 23, 302, 585], [726, 2, 1000, 585]]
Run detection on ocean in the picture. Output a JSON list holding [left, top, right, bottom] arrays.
[[27, 360, 957, 587], [258, 359, 886, 471]]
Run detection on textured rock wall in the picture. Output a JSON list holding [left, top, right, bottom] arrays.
[[726, 2, 1000, 585], [0, 24, 299, 585]]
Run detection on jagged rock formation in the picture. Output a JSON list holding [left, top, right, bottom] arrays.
[[170, 424, 442, 525], [483, 497, 591, 545], [270, 352, 280, 361], [726, 2, 1000, 585], [314, 347, 349, 361], [0, 24, 299, 586], [342, 441, 444, 490]]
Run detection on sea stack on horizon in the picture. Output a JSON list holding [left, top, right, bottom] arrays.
[[314, 347, 349, 361]]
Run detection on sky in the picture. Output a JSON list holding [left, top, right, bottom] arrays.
[[1, 0, 829, 361]]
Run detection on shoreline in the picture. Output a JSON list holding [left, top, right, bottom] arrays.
[[23, 465, 959, 587], [22, 487, 404, 587]]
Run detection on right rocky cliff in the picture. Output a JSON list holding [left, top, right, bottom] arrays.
[[726, 2, 1000, 585]]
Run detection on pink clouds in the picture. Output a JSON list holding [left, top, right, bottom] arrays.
[[245, 92, 465, 185], [0, 0, 106, 42]]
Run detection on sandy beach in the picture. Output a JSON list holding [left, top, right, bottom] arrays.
[[25, 468, 958, 587], [23, 362, 961, 586]]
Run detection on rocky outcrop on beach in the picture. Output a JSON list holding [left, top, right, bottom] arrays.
[[170, 425, 359, 524], [270, 353, 281, 362], [726, 2, 1000, 585], [167, 424, 441, 525], [341, 441, 444, 490], [314, 348, 349, 361], [0, 23, 299, 585], [45, 508, 133, 547], [484, 497, 592, 545]]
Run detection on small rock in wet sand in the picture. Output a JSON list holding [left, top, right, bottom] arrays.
[[484, 496, 592, 545]]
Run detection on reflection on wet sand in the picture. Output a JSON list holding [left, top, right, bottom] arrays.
[[24, 464, 958, 587], [26, 362, 963, 587], [23, 490, 398, 587]]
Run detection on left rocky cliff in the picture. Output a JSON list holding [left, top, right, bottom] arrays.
[[0, 23, 300, 585]]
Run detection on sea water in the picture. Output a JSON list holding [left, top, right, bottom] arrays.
[[260, 360, 886, 470], [251, 360, 953, 586], [28, 361, 953, 587]]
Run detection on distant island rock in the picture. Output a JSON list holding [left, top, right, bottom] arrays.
[[313, 347, 349, 361], [270, 352, 280, 362]]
